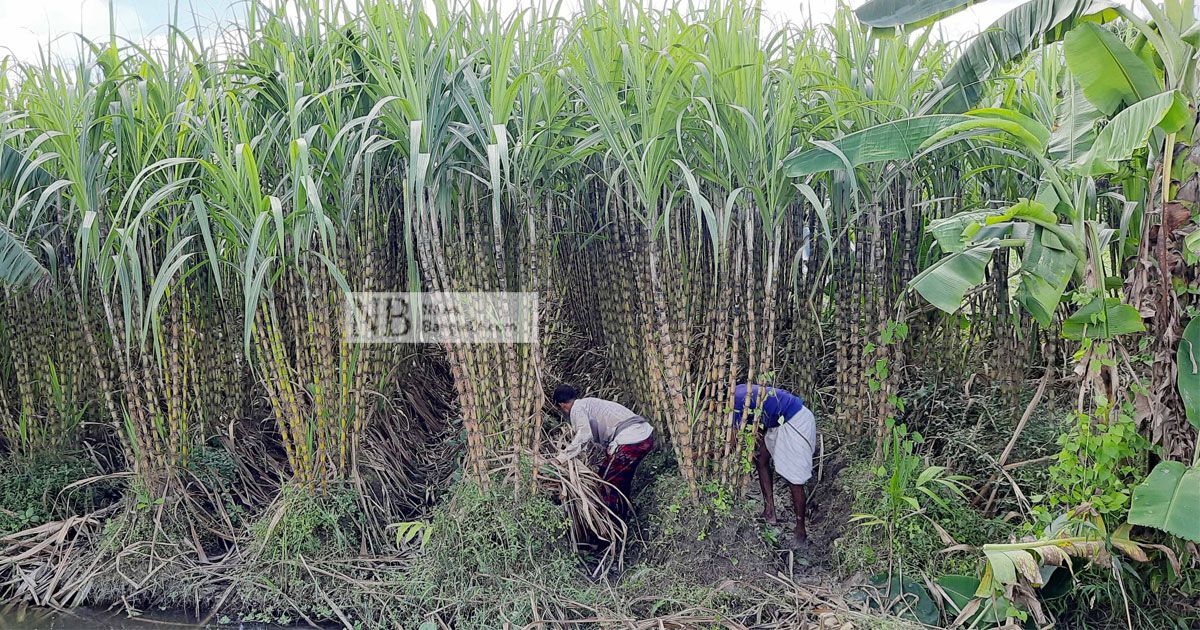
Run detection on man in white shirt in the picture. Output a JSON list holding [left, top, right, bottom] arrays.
[[553, 385, 655, 518]]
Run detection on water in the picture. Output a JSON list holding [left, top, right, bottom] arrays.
[[0, 605, 303, 629]]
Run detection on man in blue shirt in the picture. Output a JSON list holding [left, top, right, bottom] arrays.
[[732, 384, 817, 547]]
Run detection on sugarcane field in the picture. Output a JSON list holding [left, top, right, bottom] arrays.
[[1, 0, 1199, 626]]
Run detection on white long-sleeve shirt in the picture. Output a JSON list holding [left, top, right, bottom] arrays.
[[558, 397, 654, 461]]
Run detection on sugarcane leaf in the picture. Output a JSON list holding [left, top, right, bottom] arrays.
[[1064, 22, 1161, 115], [1071, 91, 1190, 175], [1016, 226, 1077, 326], [783, 115, 969, 176], [909, 243, 995, 313], [0, 143, 53, 191], [0, 222, 50, 288], [1177, 317, 1200, 432], [189, 195, 223, 298], [1128, 461, 1200, 543], [142, 248, 197, 343], [243, 255, 276, 358], [674, 159, 719, 254], [1062, 296, 1145, 339], [854, 0, 983, 29], [938, 0, 1120, 114]]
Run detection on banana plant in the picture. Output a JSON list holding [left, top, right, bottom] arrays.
[[907, 89, 1188, 324], [960, 515, 1174, 626], [854, 0, 1120, 113]]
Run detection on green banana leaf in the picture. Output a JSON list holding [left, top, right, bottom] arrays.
[[783, 115, 968, 176], [1128, 461, 1200, 543], [1064, 22, 1161, 115], [854, 0, 983, 29], [929, 211, 1009, 252], [938, 0, 1119, 114], [868, 574, 940, 626], [936, 575, 1012, 624], [1049, 85, 1104, 161], [1176, 316, 1200, 432], [928, 200, 1050, 253], [910, 244, 995, 313], [1061, 296, 1146, 339], [1016, 226, 1077, 327], [1071, 90, 1190, 175]]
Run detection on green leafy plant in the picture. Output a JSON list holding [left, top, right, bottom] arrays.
[[850, 420, 972, 568], [1038, 403, 1152, 520], [391, 520, 434, 550]]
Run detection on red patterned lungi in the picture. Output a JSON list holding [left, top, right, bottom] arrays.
[[600, 435, 655, 516]]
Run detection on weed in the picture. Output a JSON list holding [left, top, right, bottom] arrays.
[[396, 478, 585, 629], [0, 454, 117, 535], [250, 483, 363, 563], [1035, 402, 1152, 524]]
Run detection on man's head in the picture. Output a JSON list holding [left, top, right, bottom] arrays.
[[553, 384, 578, 414]]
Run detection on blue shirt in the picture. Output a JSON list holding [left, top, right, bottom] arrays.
[[731, 384, 805, 429]]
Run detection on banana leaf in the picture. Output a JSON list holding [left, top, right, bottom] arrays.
[[1016, 226, 1077, 327], [0, 224, 50, 288], [938, 0, 1119, 114], [1061, 296, 1146, 339], [1064, 22, 1161, 115], [1070, 90, 1190, 175], [1128, 461, 1200, 543], [1049, 85, 1104, 161], [1176, 316, 1200, 432], [855, 0, 983, 29], [783, 115, 968, 176], [910, 243, 995, 313]]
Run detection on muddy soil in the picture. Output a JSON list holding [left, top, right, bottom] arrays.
[[620, 447, 853, 588]]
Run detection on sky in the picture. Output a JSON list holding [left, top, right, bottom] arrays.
[[0, 0, 1062, 63]]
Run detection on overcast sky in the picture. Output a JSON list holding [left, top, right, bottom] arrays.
[[0, 0, 1056, 63]]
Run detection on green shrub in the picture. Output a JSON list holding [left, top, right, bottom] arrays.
[[399, 479, 586, 629], [0, 454, 116, 534], [250, 483, 363, 562], [1036, 403, 1151, 523], [837, 459, 1005, 578]]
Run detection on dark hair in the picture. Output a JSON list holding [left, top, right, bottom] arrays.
[[553, 384, 578, 405]]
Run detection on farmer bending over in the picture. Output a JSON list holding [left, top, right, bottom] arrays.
[[732, 383, 816, 547], [553, 385, 655, 517]]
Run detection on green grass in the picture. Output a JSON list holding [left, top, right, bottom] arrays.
[[0, 454, 117, 535]]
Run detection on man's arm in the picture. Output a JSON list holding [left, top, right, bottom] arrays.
[[557, 407, 591, 462]]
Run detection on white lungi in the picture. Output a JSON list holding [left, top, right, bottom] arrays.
[[764, 407, 817, 485]]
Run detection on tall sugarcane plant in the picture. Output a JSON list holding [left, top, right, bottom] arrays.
[[1, 0, 1191, 520]]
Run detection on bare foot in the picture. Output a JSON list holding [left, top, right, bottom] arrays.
[[762, 508, 779, 525]]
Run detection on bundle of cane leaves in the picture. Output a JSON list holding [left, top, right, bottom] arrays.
[[499, 451, 627, 565]]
